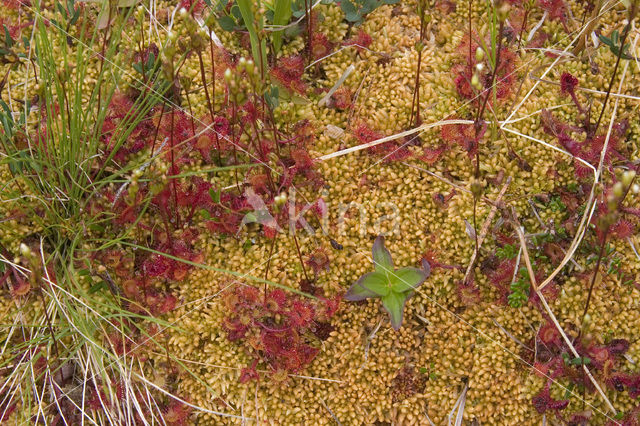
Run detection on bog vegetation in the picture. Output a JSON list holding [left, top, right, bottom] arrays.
[[1, 0, 640, 424]]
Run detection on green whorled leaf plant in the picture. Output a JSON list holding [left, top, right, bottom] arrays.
[[345, 236, 429, 330]]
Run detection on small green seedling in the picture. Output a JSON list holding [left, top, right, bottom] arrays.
[[598, 29, 635, 60], [345, 236, 429, 330]]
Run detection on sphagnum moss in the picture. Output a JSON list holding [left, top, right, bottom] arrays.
[[3, 0, 640, 424]]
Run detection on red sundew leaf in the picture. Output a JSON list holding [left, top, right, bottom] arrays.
[[344, 29, 373, 51], [383, 144, 412, 162], [422, 145, 447, 164], [239, 362, 260, 383], [456, 31, 480, 63], [489, 259, 517, 286], [456, 279, 481, 307], [291, 148, 314, 169], [306, 248, 330, 274], [11, 276, 30, 297], [573, 159, 592, 180], [453, 67, 474, 99], [271, 55, 306, 94], [179, 0, 207, 14], [264, 289, 287, 312], [532, 385, 569, 414], [352, 123, 383, 143], [122, 279, 140, 298], [158, 294, 177, 314], [560, 72, 579, 95], [612, 219, 635, 239], [288, 301, 315, 328], [537, 0, 568, 25], [435, 0, 457, 13], [142, 254, 171, 277], [537, 321, 563, 347], [163, 399, 192, 426], [328, 87, 353, 110], [312, 197, 328, 218], [607, 339, 630, 355], [310, 32, 334, 61]]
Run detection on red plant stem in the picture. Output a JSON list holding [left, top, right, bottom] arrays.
[[593, 3, 637, 135], [230, 103, 241, 193], [257, 321, 290, 333], [267, 107, 282, 157], [409, 1, 426, 127], [169, 106, 180, 230], [139, 13, 147, 92], [38, 286, 60, 359], [305, 0, 312, 62], [244, 96, 276, 193], [516, 7, 529, 53], [469, 15, 505, 280], [475, 20, 504, 132], [150, 100, 166, 156], [196, 47, 223, 164], [570, 91, 586, 115], [0, 270, 10, 286], [197, 51, 215, 124], [581, 224, 610, 326], [468, 0, 473, 78], [160, 209, 174, 248], [208, 36, 216, 114], [292, 230, 310, 282], [185, 90, 197, 136], [264, 236, 277, 300], [582, 175, 636, 327], [96, 5, 112, 124]]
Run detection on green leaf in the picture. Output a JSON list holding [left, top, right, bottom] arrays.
[[361, 0, 378, 14], [271, 0, 292, 54], [341, 0, 361, 22], [242, 212, 258, 224], [357, 271, 390, 296], [118, 0, 139, 7], [381, 291, 407, 330], [4, 26, 13, 48], [209, 187, 221, 204], [70, 9, 81, 25], [88, 224, 105, 232], [89, 281, 108, 294], [563, 382, 575, 399], [56, 1, 68, 19], [345, 274, 380, 301], [567, 356, 591, 366], [390, 267, 427, 293], [217, 15, 236, 31], [231, 5, 243, 21], [264, 85, 280, 109], [236, 0, 268, 73], [146, 52, 156, 70], [345, 10, 361, 22], [372, 236, 393, 274]]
